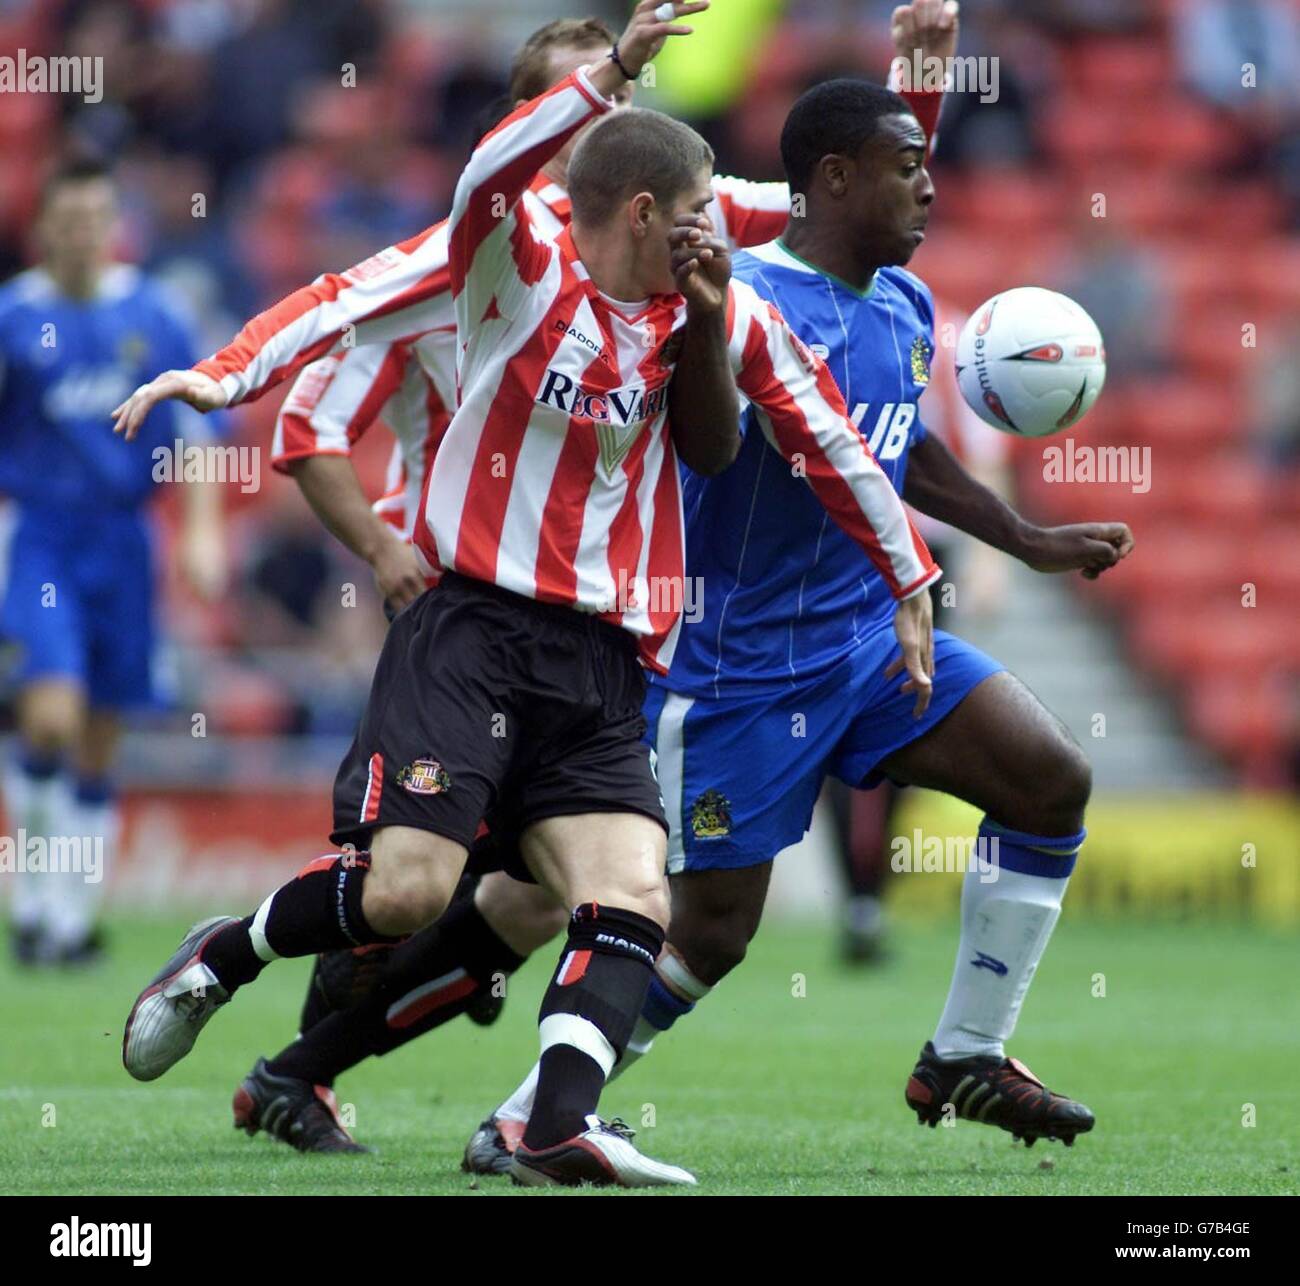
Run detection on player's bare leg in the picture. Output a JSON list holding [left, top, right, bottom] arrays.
[[123, 824, 467, 1081], [505, 811, 695, 1187], [875, 670, 1095, 1145]]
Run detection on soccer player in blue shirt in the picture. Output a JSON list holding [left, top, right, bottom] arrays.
[[0, 159, 226, 965], [217, 75, 1135, 1167], [464, 76, 1133, 1162], [208, 12, 1136, 1169]]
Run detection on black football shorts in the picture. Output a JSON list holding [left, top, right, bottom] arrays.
[[331, 572, 666, 854]]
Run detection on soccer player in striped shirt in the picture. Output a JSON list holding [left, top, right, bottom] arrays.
[[295, 11, 1130, 1167], [119, 1, 942, 1186], [102, 10, 880, 1154], [222, 16, 877, 1147]]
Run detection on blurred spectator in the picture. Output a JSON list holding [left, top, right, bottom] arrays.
[[1056, 211, 1173, 381], [1251, 321, 1300, 468], [1176, 0, 1300, 113], [1176, 0, 1300, 218]]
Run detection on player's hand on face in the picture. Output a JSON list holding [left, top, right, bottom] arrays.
[[1022, 522, 1135, 579], [886, 589, 935, 718], [671, 213, 730, 315], [891, 0, 960, 67], [112, 369, 227, 442], [370, 537, 427, 614], [618, 0, 710, 74]]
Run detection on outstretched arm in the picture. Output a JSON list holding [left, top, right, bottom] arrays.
[[904, 433, 1134, 578], [112, 222, 453, 440]]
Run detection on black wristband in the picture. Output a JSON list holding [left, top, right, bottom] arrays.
[[609, 42, 638, 81]]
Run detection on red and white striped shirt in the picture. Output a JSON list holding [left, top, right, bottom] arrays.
[[416, 67, 936, 672], [270, 341, 442, 539], [224, 169, 799, 538]]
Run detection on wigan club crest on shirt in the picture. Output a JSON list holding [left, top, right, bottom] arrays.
[[910, 334, 932, 386], [397, 759, 451, 795], [690, 788, 732, 840]]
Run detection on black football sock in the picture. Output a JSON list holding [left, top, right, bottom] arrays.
[[267, 895, 526, 1085], [524, 903, 664, 1151], [201, 852, 400, 993]]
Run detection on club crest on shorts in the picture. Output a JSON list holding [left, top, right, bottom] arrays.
[[910, 334, 932, 386], [690, 788, 731, 840], [396, 759, 451, 795]]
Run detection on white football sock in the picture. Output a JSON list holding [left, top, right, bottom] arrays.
[[605, 1015, 659, 1084], [932, 864, 1070, 1061], [3, 757, 71, 933], [496, 1061, 540, 1124], [45, 792, 118, 950]]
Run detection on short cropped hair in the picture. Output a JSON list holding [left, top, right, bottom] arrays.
[[780, 78, 915, 191], [41, 156, 114, 209], [508, 16, 616, 103], [568, 108, 714, 227]]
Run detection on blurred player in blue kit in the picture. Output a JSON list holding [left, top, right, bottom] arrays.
[[0, 159, 226, 966]]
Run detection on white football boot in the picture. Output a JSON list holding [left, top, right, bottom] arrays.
[[122, 916, 238, 1081], [509, 1115, 697, 1188]]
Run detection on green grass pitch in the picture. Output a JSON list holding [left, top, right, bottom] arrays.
[[1, 914, 1295, 1196]]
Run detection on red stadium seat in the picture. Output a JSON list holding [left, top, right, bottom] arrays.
[[1243, 528, 1300, 601], [1160, 464, 1269, 529], [1123, 379, 1237, 456], [939, 172, 1068, 241], [1115, 527, 1258, 604], [1187, 674, 1297, 784], [1066, 38, 1173, 98]]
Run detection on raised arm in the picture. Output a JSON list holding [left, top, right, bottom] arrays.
[[447, 71, 611, 330], [447, 1, 710, 330], [667, 214, 741, 476], [705, 2, 949, 253], [889, 0, 957, 150]]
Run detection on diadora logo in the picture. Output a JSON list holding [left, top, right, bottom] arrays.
[[970, 951, 1008, 976], [848, 401, 916, 462], [537, 370, 669, 474], [552, 317, 603, 356], [594, 932, 656, 967]]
